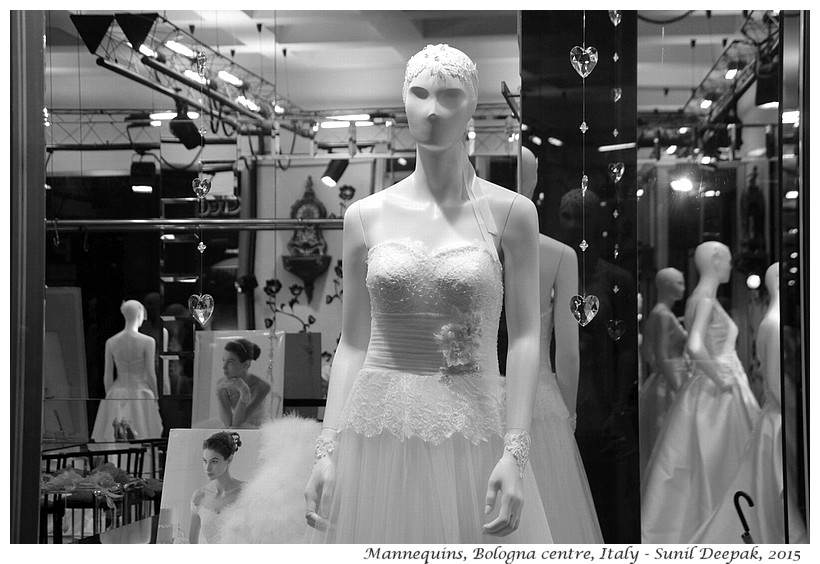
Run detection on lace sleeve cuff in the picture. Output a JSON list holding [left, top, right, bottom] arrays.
[[503, 430, 531, 478], [314, 435, 336, 466]]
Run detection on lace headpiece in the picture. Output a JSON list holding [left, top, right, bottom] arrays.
[[402, 44, 479, 104]]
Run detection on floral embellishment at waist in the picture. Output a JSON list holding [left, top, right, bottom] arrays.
[[434, 313, 482, 377]]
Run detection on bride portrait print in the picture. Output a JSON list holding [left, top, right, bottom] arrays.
[[192, 330, 285, 429]]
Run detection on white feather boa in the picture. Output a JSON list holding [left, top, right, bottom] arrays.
[[219, 414, 320, 543]]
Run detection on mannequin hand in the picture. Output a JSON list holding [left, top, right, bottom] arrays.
[[720, 379, 736, 394], [482, 452, 523, 536], [304, 456, 335, 531]]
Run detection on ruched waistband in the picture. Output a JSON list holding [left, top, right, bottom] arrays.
[[363, 312, 451, 374]]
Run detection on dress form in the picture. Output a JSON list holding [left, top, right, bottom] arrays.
[[304, 44, 548, 543]]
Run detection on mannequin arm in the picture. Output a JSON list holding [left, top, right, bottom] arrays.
[[500, 196, 541, 432], [757, 317, 780, 405], [318, 201, 371, 432], [144, 338, 159, 398], [305, 201, 370, 530], [655, 312, 677, 386], [103, 339, 115, 394], [483, 195, 540, 536], [686, 298, 729, 390], [161, 327, 171, 395], [551, 246, 579, 417]]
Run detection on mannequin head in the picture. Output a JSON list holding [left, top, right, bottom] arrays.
[[403, 44, 478, 150], [693, 240, 732, 283], [520, 146, 538, 199], [558, 187, 601, 244], [120, 299, 145, 326], [655, 267, 685, 301]]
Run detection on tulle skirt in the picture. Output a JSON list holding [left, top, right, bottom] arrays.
[[305, 430, 553, 544], [689, 397, 808, 543], [529, 372, 603, 543], [641, 354, 760, 543], [91, 380, 163, 442]]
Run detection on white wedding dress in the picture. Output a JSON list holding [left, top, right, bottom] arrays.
[[306, 217, 554, 543], [529, 304, 603, 543], [91, 336, 163, 442], [641, 299, 760, 543]]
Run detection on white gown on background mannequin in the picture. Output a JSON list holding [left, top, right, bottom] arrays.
[[91, 338, 163, 442], [641, 299, 760, 543], [191, 500, 226, 543], [638, 305, 690, 475], [689, 385, 808, 543], [528, 303, 603, 543], [306, 184, 553, 544]]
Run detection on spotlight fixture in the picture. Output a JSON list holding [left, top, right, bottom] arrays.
[[321, 159, 349, 188], [169, 100, 202, 150], [115, 13, 159, 54], [724, 61, 742, 80], [131, 161, 156, 193], [217, 70, 244, 88], [235, 274, 259, 294]]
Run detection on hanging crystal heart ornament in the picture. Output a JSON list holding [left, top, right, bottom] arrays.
[[609, 11, 622, 27], [570, 294, 600, 327], [192, 177, 211, 198], [188, 293, 215, 325], [570, 46, 599, 79], [611, 88, 623, 103], [608, 162, 625, 184], [607, 319, 626, 341]]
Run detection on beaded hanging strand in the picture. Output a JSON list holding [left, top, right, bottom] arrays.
[[188, 27, 215, 327], [568, 10, 600, 327]]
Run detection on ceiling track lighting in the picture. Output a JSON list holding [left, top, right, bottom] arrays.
[[321, 159, 349, 188]]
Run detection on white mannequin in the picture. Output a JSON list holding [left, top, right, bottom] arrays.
[[639, 267, 688, 473], [641, 268, 688, 392], [519, 146, 580, 418], [757, 263, 780, 404], [519, 147, 603, 543], [304, 44, 542, 538], [91, 299, 163, 442], [104, 300, 159, 397], [686, 241, 735, 391]]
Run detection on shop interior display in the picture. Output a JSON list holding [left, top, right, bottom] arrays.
[[13, 10, 807, 545]]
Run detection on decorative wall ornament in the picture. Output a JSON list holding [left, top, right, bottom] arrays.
[[282, 176, 332, 302]]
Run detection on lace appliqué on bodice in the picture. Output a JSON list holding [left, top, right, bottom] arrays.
[[338, 239, 506, 445], [192, 502, 225, 544]]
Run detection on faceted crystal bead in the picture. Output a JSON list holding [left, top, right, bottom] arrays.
[[613, 284, 620, 294], [579, 240, 588, 252], [613, 128, 619, 138], [613, 209, 620, 218], [579, 121, 588, 134], [197, 242, 207, 253], [581, 174, 589, 193], [613, 52, 620, 62]]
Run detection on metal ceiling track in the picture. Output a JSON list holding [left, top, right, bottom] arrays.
[[70, 12, 304, 136]]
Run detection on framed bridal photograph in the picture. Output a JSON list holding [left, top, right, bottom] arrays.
[[191, 330, 285, 429]]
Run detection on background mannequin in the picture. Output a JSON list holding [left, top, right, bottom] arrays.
[[91, 299, 163, 442], [690, 262, 807, 543], [304, 44, 550, 543], [519, 146, 602, 542], [638, 267, 689, 474], [641, 241, 759, 543]]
